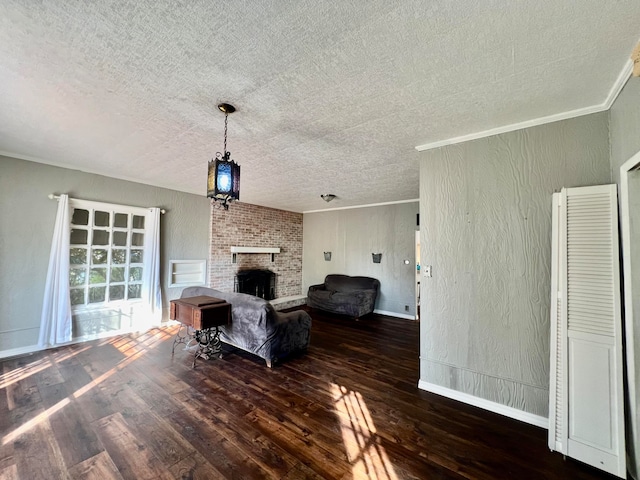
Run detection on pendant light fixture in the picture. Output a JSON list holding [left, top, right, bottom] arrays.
[[207, 103, 240, 209]]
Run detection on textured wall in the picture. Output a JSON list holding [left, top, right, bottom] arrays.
[[419, 113, 610, 417], [303, 202, 419, 317], [209, 202, 303, 298], [0, 156, 210, 354], [625, 171, 640, 480], [610, 78, 640, 185], [609, 77, 640, 479]]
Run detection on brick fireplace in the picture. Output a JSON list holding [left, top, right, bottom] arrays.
[[209, 202, 303, 298], [235, 269, 276, 300]]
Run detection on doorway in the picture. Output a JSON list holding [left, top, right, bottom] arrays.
[[619, 151, 640, 478], [415, 230, 420, 320]]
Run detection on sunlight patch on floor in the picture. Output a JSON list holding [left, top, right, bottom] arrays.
[[0, 345, 92, 390], [1, 327, 171, 446], [331, 383, 399, 480], [108, 327, 172, 358], [2, 397, 70, 445]]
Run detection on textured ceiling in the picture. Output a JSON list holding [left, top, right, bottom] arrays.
[[1, 1, 639, 212]]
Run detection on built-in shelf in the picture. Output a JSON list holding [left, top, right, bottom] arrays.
[[230, 246, 281, 254], [230, 246, 281, 263], [168, 259, 207, 287]]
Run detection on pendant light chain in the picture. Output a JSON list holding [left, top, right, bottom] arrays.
[[223, 112, 228, 155]]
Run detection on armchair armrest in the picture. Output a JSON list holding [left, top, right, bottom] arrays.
[[308, 283, 326, 292]]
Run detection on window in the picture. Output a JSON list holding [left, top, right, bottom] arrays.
[[68, 200, 149, 310]]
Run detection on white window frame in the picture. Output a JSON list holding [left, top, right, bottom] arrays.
[[68, 198, 150, 313]]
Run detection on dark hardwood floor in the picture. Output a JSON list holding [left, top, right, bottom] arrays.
[[0, 309, 617, 479]]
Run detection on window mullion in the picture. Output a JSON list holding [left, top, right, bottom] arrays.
[[84, 208, 94, 306], [125, 213, 132, 300], [104, 210, 112, 303]]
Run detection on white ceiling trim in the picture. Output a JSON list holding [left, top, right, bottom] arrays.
[[303, 198, 419, 214], [415, 60, 634, 153], [603, 60, 634, 110]]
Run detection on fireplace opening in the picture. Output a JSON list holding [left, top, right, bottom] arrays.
[[235, 269, 276, 300]]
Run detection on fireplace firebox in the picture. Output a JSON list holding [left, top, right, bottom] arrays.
[[234, 269, 276, 300]]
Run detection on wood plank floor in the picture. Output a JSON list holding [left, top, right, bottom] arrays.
[[0, 309, 618, 479]]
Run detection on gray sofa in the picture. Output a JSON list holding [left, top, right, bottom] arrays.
[[180, 286, 311, 367], [307, 274, 380, 319]]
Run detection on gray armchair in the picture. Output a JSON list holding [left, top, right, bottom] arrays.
[[180, 287, 311, 367], [307, 274, 380, 319]]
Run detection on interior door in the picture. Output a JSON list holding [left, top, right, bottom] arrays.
[[549, 184, 626, 478]]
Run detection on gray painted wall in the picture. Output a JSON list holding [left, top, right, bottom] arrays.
[[303, 202, 419, 317], [624, 170, 640, 480], [418, 113, 610, 417], [610, 78, 640, 185], [0, 156, 211, 355], [609, 78, 640, 479]]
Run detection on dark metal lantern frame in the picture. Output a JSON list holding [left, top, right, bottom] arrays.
[[207, 103, 240, 210], [207, 154, 240, 207]]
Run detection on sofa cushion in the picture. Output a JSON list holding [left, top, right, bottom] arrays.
[[324, 274, 379, 293]]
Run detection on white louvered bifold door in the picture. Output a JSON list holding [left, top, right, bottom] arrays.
[[549, 193, 566, 453], [549, 185, 626, 478]]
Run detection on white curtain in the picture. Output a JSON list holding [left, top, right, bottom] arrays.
[[38, 194, 72, 348], [142, 207, 162, 327]]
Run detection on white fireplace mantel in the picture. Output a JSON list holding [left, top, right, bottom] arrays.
[[230, 246, 280, 263], [230, 246, 281, 254]]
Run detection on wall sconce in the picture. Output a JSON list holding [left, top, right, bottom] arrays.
[[372, 253, 382, 263], [324, 252, 332, 261]]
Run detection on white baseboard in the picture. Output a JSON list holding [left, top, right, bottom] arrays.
[[0, 344, 41, 360], [374, 309, 416, 320], [0, 323, 170, 360], [417, 380, 549, 429]]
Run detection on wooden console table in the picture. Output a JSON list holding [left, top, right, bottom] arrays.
[[169, 295, 231, 368]]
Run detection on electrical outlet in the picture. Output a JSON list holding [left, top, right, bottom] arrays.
[[405, 305, 409, 312], [424, 265, 432, 277]]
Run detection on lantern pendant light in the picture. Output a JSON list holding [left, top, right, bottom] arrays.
[[207, 103, 240, 209]]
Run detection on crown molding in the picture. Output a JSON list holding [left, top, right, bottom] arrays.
[[603, 59, 633, 110], [415, 59, 634, 153], [303, 198, 419, 214], [414, 104, 605, 152]]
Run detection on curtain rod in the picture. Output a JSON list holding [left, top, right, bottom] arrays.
[[48, 194, 166, 214]]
